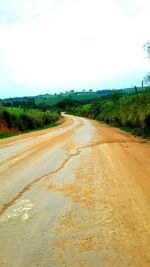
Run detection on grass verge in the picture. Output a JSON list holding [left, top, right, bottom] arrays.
[[0, 122, 61, 139]]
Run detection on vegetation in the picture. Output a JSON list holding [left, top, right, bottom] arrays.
[[0, 88, 146, 110], [0, 107, 60, 137], [1, 86, 150, 138], [144, 42, 150, 85], [0, 91, 110, 109], [67, 89, 150, 138]]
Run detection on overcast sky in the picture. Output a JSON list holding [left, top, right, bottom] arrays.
[[0, 0, 150, 98]]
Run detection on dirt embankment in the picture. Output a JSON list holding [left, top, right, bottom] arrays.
[[0, 120, 19, 134]]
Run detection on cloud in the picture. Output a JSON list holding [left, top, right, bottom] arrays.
[[115, 0, 150, 17], [0, 0, 150, 97]]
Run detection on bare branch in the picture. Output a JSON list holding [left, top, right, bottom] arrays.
[[144, 42, 150, 59], [144, 72, 150, 85]]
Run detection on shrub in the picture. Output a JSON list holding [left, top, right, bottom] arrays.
[[0, 107, 60, 134], [69, 90, 150, 138]]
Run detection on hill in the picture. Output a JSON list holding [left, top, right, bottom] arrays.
[[1, 88, 145, 109]]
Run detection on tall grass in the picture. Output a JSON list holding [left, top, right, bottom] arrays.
[[69, 90, 150, 138], [0, 107, 60, 134]]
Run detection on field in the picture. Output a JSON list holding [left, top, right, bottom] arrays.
[[1, 88, 146, 108], [34, 92, 101, 106], [34, 88, 145, 106]]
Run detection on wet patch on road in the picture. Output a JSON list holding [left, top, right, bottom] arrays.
[[0, 199, 34, 222]]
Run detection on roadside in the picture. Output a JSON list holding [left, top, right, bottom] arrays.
[[0, 107, 61, 139]]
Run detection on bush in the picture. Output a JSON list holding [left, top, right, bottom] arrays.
[[69, 90, 150, 138], [0, 107, 60, 134]]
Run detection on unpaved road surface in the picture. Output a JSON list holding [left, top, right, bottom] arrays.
[[0, 115, 150, 267]]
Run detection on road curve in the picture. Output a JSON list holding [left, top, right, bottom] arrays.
[[0, 114, 150, 267]]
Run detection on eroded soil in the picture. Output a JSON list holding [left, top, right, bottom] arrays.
[[0, 115, 150, 267]]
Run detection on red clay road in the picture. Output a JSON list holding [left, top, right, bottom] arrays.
[[0, 115, 150, 267]]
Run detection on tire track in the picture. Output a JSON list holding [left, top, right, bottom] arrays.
[[0, 148, 81, 216], [0, 138, 144, 216], [0, 118, 83, 176]]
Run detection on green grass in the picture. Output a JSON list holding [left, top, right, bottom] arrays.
[[34, 88, 148, 106], [0, 107, 61, 137], [4, 107, 45, 115], [120, 125, 150, 138], [0, 132, 19, 139], [68, 90, 150, 138], [0, 121, 61, 139], [35, 92, 100, 105]]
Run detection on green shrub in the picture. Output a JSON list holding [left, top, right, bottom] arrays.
[[70, 90, 150, 138], [0, 107, 60, 134]]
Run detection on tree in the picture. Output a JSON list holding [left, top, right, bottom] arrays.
[[144, 42, 150, 85], [144, 72, 150, 86], [144, 42, 150, 58]]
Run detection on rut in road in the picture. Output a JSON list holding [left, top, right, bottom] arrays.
[[0, 136, 144, 217], [0, 115, 150, 267], [0, 118, 83, 176]]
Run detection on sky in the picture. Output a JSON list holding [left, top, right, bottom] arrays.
[[0, 0, 150, 98]]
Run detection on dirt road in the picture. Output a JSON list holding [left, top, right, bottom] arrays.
[[0, 115, 150, 267]]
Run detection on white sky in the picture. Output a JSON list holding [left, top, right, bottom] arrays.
[[0, 0, 150, 98]]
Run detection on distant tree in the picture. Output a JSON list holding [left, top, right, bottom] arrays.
[[144, 42, 150, 85], [38, 102, 50, 111], [144, 72, 150, 86], [111, 91, 122, 101], [144, 42, 150, 58], [56, 98, 79, 111]]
